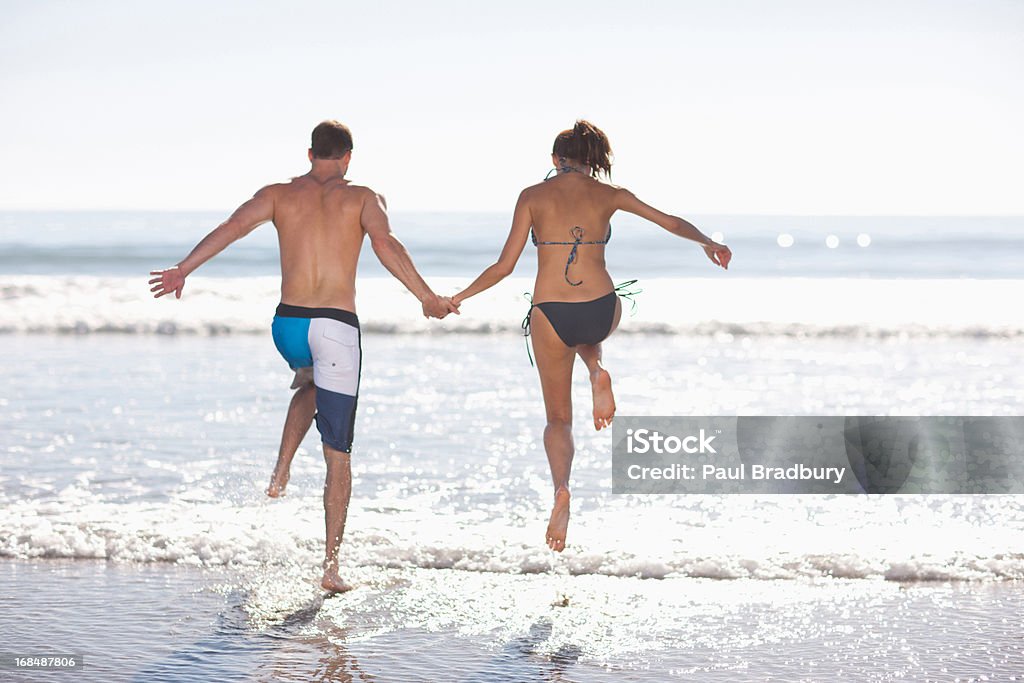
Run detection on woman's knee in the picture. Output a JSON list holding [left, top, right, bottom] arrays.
[[545, 414, 572, 429]]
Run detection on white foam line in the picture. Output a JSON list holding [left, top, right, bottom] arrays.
[[2, 276, 1022, 338]]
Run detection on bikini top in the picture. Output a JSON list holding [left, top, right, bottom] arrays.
[[532, 166, 612, 286], [530, 224, 612, 286]]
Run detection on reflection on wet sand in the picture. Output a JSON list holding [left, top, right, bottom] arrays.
[[258, 613, 374, 683]]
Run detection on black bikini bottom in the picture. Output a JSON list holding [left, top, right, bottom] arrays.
[[533, 291, 619, 347]]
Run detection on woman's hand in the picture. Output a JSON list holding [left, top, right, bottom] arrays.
[[703, 243, 732, 270], [422, 294, 460, 319]]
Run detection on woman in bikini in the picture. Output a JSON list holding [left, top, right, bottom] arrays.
[[453, 120, 732, 552]]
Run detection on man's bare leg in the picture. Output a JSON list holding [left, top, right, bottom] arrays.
[[267, 382, 316, 497], [577, 343, 615, 431], [321, 445, 353, 593]]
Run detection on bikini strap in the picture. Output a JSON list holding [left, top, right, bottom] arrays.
[[520, 292, 536, 366], [613, 279, 643, 315], [564, 227, 584, 286], [531, 226, 611, 286], [532, 225, 610, 246]]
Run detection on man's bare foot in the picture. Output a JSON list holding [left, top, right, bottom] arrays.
[[591, 367, 616, 431], [321, 564, 354, 594], [266, 469, 290, 498], [545, 486, 571, 552]]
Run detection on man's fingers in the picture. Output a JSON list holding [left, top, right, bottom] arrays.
[[148, 277, 162, 285], [150, 285, 162, 293]]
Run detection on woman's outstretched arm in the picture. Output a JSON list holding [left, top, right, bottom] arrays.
[[453, 191, 533, 305], [616, 188, 732, 269]]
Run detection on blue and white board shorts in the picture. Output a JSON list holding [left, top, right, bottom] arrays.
[[271, 304, 361, 453]]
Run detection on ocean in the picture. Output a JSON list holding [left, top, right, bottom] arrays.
[[1, 211, 1023, 681]]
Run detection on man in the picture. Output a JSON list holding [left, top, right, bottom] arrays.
[[149, 120, 457, 592]]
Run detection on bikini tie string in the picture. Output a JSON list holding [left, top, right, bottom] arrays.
[[531, 225, 610, 287], [564, 227, 584, 287], [520, 281, 641, 367], [613, 279, 642, 315], [521, 292, 536, 367]]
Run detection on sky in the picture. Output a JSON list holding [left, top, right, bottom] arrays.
[[0, 0, 1022, 215]]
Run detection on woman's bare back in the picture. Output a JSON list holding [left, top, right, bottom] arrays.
[[526, 173, 621, 304]]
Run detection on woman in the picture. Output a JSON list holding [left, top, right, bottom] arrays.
[[453, 120, 732, 552]]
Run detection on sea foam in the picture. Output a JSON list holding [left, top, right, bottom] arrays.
[[3, 489, 1022, 582], [2, 275, 1022, 338]]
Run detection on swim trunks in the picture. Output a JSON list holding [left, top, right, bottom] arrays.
[[271, 304, 361, 453]]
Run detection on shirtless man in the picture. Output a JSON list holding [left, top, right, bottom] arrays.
[[149, 120, 457, 592]]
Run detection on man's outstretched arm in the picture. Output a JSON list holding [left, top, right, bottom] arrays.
[[149, 186, 275, 298], [361, 190, 457, 319]]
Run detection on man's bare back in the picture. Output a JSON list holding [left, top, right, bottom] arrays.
[[148, 165, 452, 319], [271, 173, 374, 312]]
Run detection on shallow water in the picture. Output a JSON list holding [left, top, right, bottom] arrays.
[[3, 330, 1024, 680], [3, 333, 1023, 577], [3, 560, 1023, 682]]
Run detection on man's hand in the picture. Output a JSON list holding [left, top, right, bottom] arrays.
[[422, 294, 460, 319], [149, 266, 186, 299], [703, 243, 732, 270], [442, 296, 461, 316]]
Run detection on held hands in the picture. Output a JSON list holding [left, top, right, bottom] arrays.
[[149, 266, 186, 298], [703, 242, 732, 270], [422, 294, 461, 319]]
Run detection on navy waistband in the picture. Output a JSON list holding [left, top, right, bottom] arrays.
[[275, 304, 359, 328]]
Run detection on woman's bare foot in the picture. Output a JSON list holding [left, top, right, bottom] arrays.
[[545, 486, 571, 552], [321, 563, 354, 594], [590, 367, 616, 431], [266, 468, 290, 498]]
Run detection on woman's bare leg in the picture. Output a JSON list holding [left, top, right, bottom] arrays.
[[576, 298, 621, 430], [530, 307, 577, 552]]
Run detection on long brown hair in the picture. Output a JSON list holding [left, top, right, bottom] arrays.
[[552, 120, 612, 178]]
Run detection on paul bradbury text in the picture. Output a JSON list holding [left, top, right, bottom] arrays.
[[626, 463, 846, 484]]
